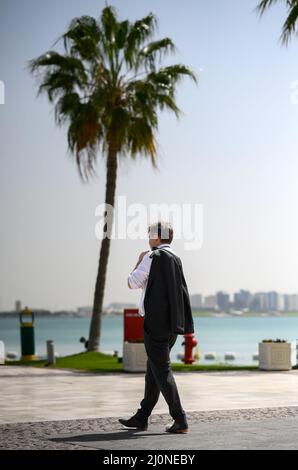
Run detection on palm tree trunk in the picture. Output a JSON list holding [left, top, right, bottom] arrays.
[[87, 144, 118, 351]]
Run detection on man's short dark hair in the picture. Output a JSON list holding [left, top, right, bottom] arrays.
[[148, 221, 173, 244]]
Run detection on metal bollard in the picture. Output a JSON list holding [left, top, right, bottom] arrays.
[[46, 340, 56, 365], [20, 306, 36, 361]]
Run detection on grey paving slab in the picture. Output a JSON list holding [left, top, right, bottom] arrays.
[[1, 366, 298, 424]]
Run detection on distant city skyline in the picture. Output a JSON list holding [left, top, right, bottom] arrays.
[[3, 287, 298, 315], [190, 290, 298, 313]]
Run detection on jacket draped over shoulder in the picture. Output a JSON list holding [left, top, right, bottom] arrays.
[[143, 248, 194, 336]]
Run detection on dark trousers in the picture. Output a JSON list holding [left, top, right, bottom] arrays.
[[136, 326, 187, 424]]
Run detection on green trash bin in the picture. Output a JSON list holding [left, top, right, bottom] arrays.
[[20, 306, 36, 361]]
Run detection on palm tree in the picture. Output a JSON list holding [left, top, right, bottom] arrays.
[[256, 0, 298, 45], [28, 5, 198, 351]]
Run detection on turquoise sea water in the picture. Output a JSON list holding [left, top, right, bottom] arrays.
[[0, 315, 298, 365]]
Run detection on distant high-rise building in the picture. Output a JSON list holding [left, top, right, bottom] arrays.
[[15, 300, 22, 313], [288, 294, 298, 312], [283, 294, 290, 312], [233, 290, 252, 310], [268, 291, 279, 311], [277, 294, 285, 312], [216, 291, 230, 312], [252, 292, 268, 312], [190, 294, 202, 309], [204, 295, 217, 310]]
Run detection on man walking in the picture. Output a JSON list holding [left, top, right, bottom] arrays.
[[119, 221, 195, 434]]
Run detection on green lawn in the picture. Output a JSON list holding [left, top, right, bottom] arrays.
[[6, 352, 123, 372], [5, 351, 259, 372]]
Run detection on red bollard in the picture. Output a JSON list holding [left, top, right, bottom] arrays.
[[182, 333, 198, 364]]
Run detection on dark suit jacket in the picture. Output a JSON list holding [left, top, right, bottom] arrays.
[[143, 248, 195, 337]]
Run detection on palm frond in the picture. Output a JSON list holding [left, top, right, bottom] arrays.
[[281, 3, 298, 44], [100, 5, 120, 70], [67, 103, 102, 182], [28, 51, 86, 74], [126, 116, 158, 166], [28, 51, 89, 101], [255, 0, 280, 15], [137, 38, 176, 71], [115, 20, 130, 49], [59, 16, 103, 62], [124, 13, 158, 67], [155, 93, 181, 117], [100, 5, 118, 42], [148, 64, 198, 88], [54, 92, 81, 126], [255, 0, 298, 45]]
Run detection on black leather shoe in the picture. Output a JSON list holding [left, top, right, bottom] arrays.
[[119, 416, 148, 431], [165, 421, 189, 434]]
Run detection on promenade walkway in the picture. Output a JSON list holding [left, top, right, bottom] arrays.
[[1, 366, 298, 449]]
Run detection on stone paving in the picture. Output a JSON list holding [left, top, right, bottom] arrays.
[[1, 366, 298, 449], [2, 407, 298, 450]]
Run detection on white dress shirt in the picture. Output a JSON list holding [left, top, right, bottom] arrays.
[[127, 243, 176, 316]]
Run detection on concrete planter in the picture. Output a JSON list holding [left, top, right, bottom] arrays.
[[258, 342, 292, 371], [123, 341, 147, 372]]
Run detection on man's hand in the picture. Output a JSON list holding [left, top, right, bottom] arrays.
[[128, 250, 150, 289], [132, 250, 150, 271]]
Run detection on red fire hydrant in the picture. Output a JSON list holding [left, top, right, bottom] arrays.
[[181, 333, 198, 364]]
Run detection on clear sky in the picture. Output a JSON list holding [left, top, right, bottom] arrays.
[[1, 0, 298, 311]]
